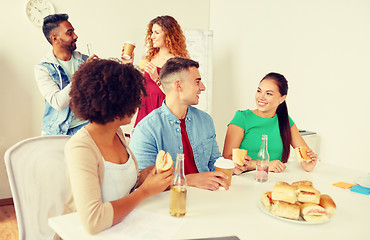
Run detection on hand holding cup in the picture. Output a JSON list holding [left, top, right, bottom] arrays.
[[214, 157, 234, 187], [122, 41, 135, 59], [121, 41, 135, 64]]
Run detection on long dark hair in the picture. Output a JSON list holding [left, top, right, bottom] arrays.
[[261, 72, 291, 163]]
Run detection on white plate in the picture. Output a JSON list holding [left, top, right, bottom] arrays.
[[257, 201, 330, 224]]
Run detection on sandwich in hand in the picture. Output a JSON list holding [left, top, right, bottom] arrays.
[[271, 201, 300, 220], [155, 150, 173, 173], [139, 59, 149, 72], [295, 146, 312, 162], [271, 181, 298, 204], [261, 191, 274, 211], [297, 185, 321, 204], [232, 148, 248, 166], [319, 194, 336, 216], [300, 203, 329, 222]]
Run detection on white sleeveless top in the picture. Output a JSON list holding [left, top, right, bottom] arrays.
[[101, 153, 138, 203]]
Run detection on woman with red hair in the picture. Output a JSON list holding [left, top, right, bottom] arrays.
[[134, 15, 189, 127]]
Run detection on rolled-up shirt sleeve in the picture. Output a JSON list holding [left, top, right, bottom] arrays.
[[34, 64, 71, 111]]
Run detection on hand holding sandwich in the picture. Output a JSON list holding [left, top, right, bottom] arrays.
[[233, 155, 252, 175], [296, 147, 317, 172], [301, 148, 317, 171], [138, 167, 174, 197]]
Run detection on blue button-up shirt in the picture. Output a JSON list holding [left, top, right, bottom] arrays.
[[130, 101, 221, 172]]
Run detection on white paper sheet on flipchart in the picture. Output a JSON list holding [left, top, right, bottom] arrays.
[[184, 29, 213, 114], [96, 209, 187, 240]]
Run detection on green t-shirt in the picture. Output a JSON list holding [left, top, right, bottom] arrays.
[[229, 109, 294, 161]]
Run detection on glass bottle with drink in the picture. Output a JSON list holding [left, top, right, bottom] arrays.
[[170, 153, 187, 217], [255, 134, 270, 182]]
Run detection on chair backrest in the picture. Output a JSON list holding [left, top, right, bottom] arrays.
[[4, 135, 71, 240]]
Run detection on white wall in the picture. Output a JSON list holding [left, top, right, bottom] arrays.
[[0, 0, 210, 199], [2, 0, 369, 199], [210, 0, 370, 171]]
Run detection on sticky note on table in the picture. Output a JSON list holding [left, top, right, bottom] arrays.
[[350, 185, 370, 195], [333, 182, 354, 189]]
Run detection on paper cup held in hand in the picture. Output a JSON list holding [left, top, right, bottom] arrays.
[[214, 157, 234, 186], [122, 41, 136, 59]]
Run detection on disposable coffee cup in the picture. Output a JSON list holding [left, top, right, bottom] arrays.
[[214, 157, 234, 187], [122, 41, 136, 59]]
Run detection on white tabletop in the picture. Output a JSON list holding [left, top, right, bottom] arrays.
[[49, 161, 370, 240]]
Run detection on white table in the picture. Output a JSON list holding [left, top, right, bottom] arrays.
[[49, 161, 370, 240]]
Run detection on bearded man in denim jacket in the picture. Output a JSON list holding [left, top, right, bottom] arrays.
[[34, 14, 95, 135], [130, 57, 230, 191]]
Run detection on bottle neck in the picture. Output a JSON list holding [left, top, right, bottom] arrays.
[[176, 155, 185, 176], [257, 135, 269, 161], [173, 153, 187, 186], [261, 135, 268, 150]]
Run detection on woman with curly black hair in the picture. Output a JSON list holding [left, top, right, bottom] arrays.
[[61, 59, 173, 235]]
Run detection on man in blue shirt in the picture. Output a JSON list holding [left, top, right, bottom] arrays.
[[130, 57, 229, 190]]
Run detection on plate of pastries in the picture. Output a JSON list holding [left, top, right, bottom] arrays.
[[259, 181, 336, 224]]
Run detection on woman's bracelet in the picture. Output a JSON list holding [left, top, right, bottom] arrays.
[[155, 78, 161, 86]]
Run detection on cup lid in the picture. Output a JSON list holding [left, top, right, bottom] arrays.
[[214, 157, 234, 169]]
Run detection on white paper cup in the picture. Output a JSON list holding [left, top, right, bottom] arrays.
[[214, 157, 234, 186], [122, 41, 136, 59]]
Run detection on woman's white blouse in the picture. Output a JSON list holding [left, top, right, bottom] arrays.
[[101, 154, 138, 203]]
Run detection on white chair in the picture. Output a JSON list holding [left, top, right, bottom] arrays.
[[4, 135, 71, 240]]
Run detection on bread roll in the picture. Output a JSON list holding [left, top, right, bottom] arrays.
[[292, 180, 313, 188], [271, 201, 300, 220], [297, 185, 321, 204], [272, 182, 298, 204], [300, 203, 329, 222], [295, 146, 312, 162], [155, 150, 173, 173], [319, 194, 336, 216], [261, 191, 273, 211], [139, 59, 149, 71], [232, 148, 248, 166], [275, 181, 291, 187]]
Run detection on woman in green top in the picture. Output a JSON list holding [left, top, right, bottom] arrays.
[[223, 72, 317, 173]]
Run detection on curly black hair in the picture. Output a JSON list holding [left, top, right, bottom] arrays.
[[70, 59, 146, 124]]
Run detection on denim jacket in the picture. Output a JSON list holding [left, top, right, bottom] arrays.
[[34, 50, 88, 135], [129, 101, 221, 172]]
